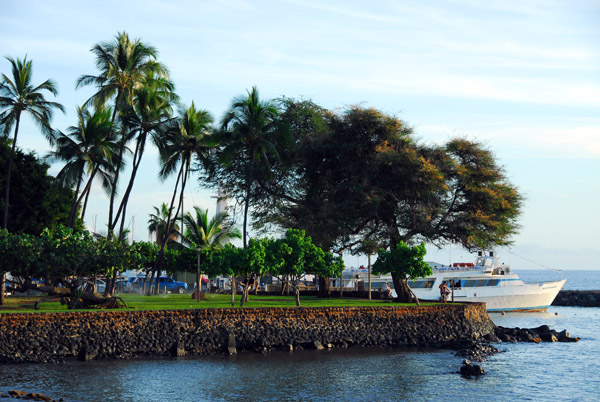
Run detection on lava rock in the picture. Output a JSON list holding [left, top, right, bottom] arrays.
[[460, 360, 486, 377]]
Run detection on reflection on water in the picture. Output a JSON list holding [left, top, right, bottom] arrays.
[[1, 307, 598, 402]]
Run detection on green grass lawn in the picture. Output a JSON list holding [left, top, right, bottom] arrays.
[[0, 292, 435, 313]]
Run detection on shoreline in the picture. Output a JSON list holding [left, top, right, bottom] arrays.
[[0, 304, 495, 364]]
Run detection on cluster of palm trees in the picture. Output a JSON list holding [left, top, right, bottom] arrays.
[[148, 202, 240, 250], [1, 32, 282, 294]]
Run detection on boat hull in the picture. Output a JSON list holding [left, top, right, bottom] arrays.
[[413, 279, 566, 312]]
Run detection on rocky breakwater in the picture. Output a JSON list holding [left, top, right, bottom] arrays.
[[0, 303, 495, 364], [452, 323, 580, 377], [553, 290, 600, 307]]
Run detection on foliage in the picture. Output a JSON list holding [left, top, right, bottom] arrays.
[[148, 203, 180, 247], [0, 138, 77, 234], [205, 86, 286, 248], [47, 105, 117, 227], [372, 242, 431, 304], [253, 100, 522, 256], [0, 55, 64, 229], [148, 103, 215, 293], [372, 242, 431, 280], [76, 31, 173, 239], [263, 229, 344, 306], [181, 206, 241, 249]]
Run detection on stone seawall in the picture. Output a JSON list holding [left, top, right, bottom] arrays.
[[0, 304, 495, 364], [553, 290, 600, 307]]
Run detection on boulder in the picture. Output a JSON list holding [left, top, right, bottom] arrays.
[[460, 360, 485, 377]]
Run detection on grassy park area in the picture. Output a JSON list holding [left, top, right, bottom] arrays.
[[0, 293, 435, 314]]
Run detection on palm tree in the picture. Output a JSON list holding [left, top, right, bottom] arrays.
[[0, 56, 64, 229], [47, 106, 117, 227], [219, 86, 281, 248], [182, 206, 241, 303], [148, 103, 214, 294], [76, 32, 171, 237], [112, 79, 177, 239], [181, 206, 241, 248], [148, 202, 180, 247]]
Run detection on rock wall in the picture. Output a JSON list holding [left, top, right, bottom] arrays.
[[0, 304, 495, 363], [553, 290, 600, 307]]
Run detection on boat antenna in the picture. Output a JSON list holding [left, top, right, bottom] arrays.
[[507, 247, 563, 273]]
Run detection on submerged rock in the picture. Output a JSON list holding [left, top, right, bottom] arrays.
[[460, 360, 485, 377]]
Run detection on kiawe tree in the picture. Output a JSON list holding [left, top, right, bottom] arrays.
[[0, 56, 64, 229], [252, 101, 522, 302]]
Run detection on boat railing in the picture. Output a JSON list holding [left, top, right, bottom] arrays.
[[433, 266, 483, 272]]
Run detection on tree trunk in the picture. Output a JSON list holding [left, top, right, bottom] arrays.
[[9, 282, 129, 309], [151, 162, 186, 294], [230, 276, 235, 306], [368, 254, 372, 301], [106, 90, 123, 239], [3, 113, 21, 229], [318, 276, 330, 298], [240, 279, 252, 307], [295, 286, 301, 307], [196, 252, 201, 303], [391, 272, 410, 302], [79, 170, 97, 224], [242, 152, 255, 249], [115, 134, 146, 240], [67, 166, 85, 228], [391, 273, 419, 305], [0, 273, 5, 306]]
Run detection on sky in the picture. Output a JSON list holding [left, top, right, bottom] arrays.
[[1, 0, 599, 271]]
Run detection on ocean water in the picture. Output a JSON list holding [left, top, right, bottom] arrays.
[[515, 269, 600, 291], [1, 271, 598, 402]]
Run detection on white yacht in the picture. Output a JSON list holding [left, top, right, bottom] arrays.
[[351, 251, 566, 312]]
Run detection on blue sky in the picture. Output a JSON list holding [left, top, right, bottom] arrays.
[[1, 0, 599, 270]]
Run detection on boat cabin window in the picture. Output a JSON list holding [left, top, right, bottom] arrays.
[[409, 280, 435, 289], [476, 257, 494, 267], [463, 279, 501, 287]]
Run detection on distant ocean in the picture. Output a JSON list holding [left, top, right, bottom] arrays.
[[516, 269, 599, 290]]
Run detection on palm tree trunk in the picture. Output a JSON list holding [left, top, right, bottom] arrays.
[[151, 162, 185, 294], [242, 159, 254, 249], [106, 91, 123, 239], [115, 134, 146, 239], [68, 166, 85, 228], [79, 168, 99, 223], [3, 113, 21, 229], [107, 142, 125, 238]]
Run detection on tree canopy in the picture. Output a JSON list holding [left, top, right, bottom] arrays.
[[0, 138, 77, 234], [372, 242, 431, 303], [252, 101, 522, 255]]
